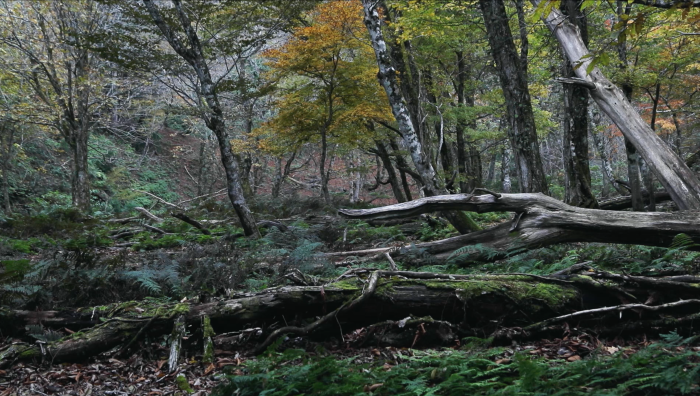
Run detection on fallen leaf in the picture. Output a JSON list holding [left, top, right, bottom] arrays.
[[605, 346, 619, 354], [495, 359, 511, 365], [364, 383, 383, 392], [156, 360, 167, 370], [567, 355, 581, 362], [203, 364, 215, 376]]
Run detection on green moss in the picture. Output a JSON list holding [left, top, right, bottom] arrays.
[[202, 315, 215, 338], [327, 279, 361, 290], [203, 316, 215, 364], [176, 374, 193, 393], [422, 276, 578, 308]]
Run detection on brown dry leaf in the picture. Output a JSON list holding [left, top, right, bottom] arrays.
[[605, 346, 619, 354], [364, 383, 383, 392], [382, 363, 393, 371], [64, 328, 75, 334], [567, 355, 581, 362], [203, 364, 215, 376], [372, 348, 381, 356], [156, 360, 167, 370], [495, 358, 511, 365], [529, 350, 540, 355]]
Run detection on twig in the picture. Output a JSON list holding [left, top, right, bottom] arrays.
[[177, 188, 226, 206], [255, 271, 381, 353], [551, 261, 593, 276], [555, 77, 597, 90], [469, 188, 502, 198], [142, 224, 167, 234], [384, 252, 398, 271], [133, 189, 182, 210], [171, 213, 211, 235], [523, 299, 700, 332], [134, 207, 164, 223]]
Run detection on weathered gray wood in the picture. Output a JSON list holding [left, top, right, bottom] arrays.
[[533, 0, 700, 210], [339, 193, 700, 262], [4, 270, 700, 367]]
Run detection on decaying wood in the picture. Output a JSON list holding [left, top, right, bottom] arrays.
[[599, 192, 672, 211], [172, 213, 211, 235], [4, 269, 700, 367], [338, 193, 700, 263], [134, 207, 164, 223], [534, 0, 700, 210]]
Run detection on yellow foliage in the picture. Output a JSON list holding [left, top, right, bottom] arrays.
[[258, 1, 392, 156]]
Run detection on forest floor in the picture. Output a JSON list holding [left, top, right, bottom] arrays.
[[2, 199, 700, 395]]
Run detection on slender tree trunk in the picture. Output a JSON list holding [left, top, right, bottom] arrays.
[[272, 151, 296, 199], [319, 128, 332, 205], [0, 125, 14, 215], [644, 82, 662, 211], [375, 140, 406, 203], [70, 129, 91, 211], [535, 0, 700, 210], [502, 148, 511, 193], [480, 0, 549, 194], [389, 139, 415, 202], [485, 151, 497, 187], [560, 1, 598, 208], [362, 0, 479, 233], [143, 0, 259, 236]]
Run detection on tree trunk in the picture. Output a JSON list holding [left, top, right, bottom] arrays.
[[70, 129, 91, 211], [143, 0, 259, 237], [272, 151, 296, 199], [0, 125, 14, 215], [362, 0, 478, 233], [320, 128, 332, 205], [389, 139, 415, 201], [375, 140, 406, 203], [339, 192, 700, 264], [535, 0, 700, 210], [501, 148, 511, 193], [480, 0, 549, 195], [560, 1, 598, 208], [5, 269, 700, 367]]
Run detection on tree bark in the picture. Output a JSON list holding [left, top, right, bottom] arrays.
[[480, 0, 549, 194], [5, 269, 700, 367], [534, 0, 700, 210], [143, 0, 259, 237], [560, 2, 598, 208], [375, 140, 406, 203], [362, 0, 478, 233], [0, 124, 14, 215], [339, 192, 700, 263]]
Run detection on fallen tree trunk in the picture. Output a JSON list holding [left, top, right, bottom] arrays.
[[3, 269, 700, 367], [338, 192, 700, 263], [599, 192, 672, 211]]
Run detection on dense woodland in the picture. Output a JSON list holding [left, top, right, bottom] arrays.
[[1, 0, 700, 394]]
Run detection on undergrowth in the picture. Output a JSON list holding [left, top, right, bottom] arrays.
[[213, 332, 700, 396]]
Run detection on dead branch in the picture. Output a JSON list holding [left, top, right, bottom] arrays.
[[133, 190, 182, 210], [339, 193, 700, 263], [171, 213, 211, 235], [134, 207, 164, 223]]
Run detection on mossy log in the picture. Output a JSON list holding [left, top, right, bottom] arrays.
[[338, 192, 700, 263], [4, 269, 700, 367]]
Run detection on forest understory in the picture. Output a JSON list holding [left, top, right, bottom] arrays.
[[3, 192, 700, 395]]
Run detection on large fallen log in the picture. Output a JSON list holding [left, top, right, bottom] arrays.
[[337, 192, 700, 263], [3, 269, 700, 368]]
